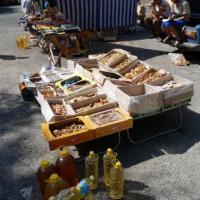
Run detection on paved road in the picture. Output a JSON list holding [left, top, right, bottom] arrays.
[[0, 5, 200, 200]]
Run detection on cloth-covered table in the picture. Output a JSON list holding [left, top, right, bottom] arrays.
[[57, 0, 137, 30]]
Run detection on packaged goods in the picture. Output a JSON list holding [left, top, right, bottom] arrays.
[[124, 62, 147, 80], [135, 69, 167, 84], [99, 52, 124, 66], [44, 174, 70, 200], [85, 151, 99, 190], [75, 98, 109, 113], [36, 160, 57, 196], [103, 148, 117, 187], [41, 117, 95, 150], [56, 149, 79, 186], [69, 93, 96, 104], [86, 108, 133, 138], [89, 109, 123, 126], [50, 103, 67, 115], [51, 120, 86, 137], [109, 161, 124, 200]]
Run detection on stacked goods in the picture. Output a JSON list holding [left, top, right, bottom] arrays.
[[134, 68, 168, 84], [41, 117, 95, 150], [19, 48, 194, 149], [68, 94, 118, 116], [86, 108, 133, 138], [122, 62, 148, 81]]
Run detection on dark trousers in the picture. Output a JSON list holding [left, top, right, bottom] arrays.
[[144, 16, 163, 36]]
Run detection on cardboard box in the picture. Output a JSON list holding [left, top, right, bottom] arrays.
[[98, 49, 128, 68], [41, 99, 74, 122], [148, 75, 194, 106], [133, 68, 171, 85], [100, 54, 138, 74], [112, 84, 163, 115], [68, 94, 118, 116], [85, 108, 133, 139], [41, 117, 95, 150], [55, 74, 97, 96], [120, 60, 151, 83], [65, 87, 98, 104], [74, 60, 98, 81]]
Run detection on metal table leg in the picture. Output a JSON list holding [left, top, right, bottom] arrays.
[[127, 107, 183, 144]]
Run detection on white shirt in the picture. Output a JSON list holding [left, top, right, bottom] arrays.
[[153, 0, 171, 18], [171, 0, 191, 16]]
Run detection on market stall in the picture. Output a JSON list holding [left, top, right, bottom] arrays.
[[19, 48, 194, 151], [56, 0, 137, 30]]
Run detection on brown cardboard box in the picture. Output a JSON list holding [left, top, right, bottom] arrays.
[[147, 75, 194, 106], [41, 117, 95, 150], [85, 108, 133, 139], [68, 94, 118, 116]]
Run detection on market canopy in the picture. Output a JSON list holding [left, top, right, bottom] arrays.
[[56, 0, 137, 30]]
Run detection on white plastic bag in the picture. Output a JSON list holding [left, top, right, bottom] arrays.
[[168, 53, 189, 66]]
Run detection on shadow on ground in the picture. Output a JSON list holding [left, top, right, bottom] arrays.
[[86, 39, 169, 61], [0, 92, 40, 134], [0, 55, 29, 60]]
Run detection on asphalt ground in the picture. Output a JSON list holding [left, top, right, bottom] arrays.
[[1, 5, 200, 200]]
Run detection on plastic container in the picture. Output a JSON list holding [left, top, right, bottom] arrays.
[[103, 148, 117, 187], [109, 160, 124, 200], [56, 149, 79, 186], [44, 173, 70, 200], [85, 151, 99, 190], [36, 160, 57, 196]]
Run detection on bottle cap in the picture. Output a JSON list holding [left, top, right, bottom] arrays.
[[115, 161, 122, 169], [60, 149, 69, 158], [49, 174, 60, 183], [107, 148, 112, 155], [40, 160, 50, 168], [89, 151, 95, 157]]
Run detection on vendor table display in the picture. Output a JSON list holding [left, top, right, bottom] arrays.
[[19, 49, 194, 151], [56, 0, 137, 30]]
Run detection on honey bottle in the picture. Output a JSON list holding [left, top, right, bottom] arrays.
[[103, 148, 117, 187], [44, 173, 70, 200], [85, 151, 99, 190], [56, 149, 79, 186], [109, 161, 124, 200], [36, 160, 57, 196]]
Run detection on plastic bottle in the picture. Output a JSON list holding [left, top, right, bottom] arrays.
[[36, 160, 57, 196], [85, 151, 99, 190], [103, 148, 117, 187], [56, 149, 79, 186], [109, 161, 124, 200], [44, 173, 70, 200]]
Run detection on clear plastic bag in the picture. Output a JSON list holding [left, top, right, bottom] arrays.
[[168, 53, 190, 66]]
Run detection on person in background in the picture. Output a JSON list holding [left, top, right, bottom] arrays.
[[137, 0, 146, 27], [162, 0, 191, 46], [22, 0, 35, 15], [144, 0, 171, 39]]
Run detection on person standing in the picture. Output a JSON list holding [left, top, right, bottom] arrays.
[[144, 0, 171, 39], [162, 0, 191, 46]]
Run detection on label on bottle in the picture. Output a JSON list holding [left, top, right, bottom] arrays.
[[77, 180, 89, 196]]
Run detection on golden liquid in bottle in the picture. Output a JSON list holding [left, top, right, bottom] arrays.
[[109, 160, 124, 200], [85, 151, 99, 190], [103, 148, 117, 187]]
